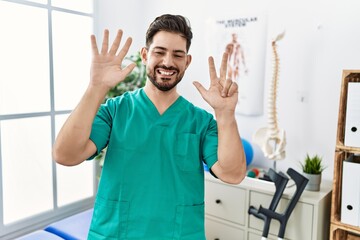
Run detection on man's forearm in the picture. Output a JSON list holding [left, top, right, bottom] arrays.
[[52, 86, 106, 166], [214, 110, 246, 184]]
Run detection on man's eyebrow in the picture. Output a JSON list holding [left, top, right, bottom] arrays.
[[173, 50, 187, 55], [152, 46, 187, 54], [153, 46, 167, 51]]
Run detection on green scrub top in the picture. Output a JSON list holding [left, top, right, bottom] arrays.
[[87, 89, 218, 240]]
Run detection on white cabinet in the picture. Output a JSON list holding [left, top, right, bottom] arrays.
[[205, 172, 332, 240], [206, 217, 245, 240], [206, 181, 246, 225], [248, 232, 276, 240]]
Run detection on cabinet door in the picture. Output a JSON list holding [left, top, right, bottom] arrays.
[[249, 191, 313, 240], [205, 217, 244, 240], [205, 181, 246, 225]]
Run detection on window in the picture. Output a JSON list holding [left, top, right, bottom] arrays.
[[0, 0, 95, 238]]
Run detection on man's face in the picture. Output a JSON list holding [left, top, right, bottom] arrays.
[[142, 31, 191, 91]]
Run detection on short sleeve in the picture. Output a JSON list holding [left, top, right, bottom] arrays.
[[88, 99, 115, 159], [202, 116, 218, 170]]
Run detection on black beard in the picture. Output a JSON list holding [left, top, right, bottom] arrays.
[[147, 66, 184, 91]]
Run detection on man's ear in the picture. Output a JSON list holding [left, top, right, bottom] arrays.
[[185, 54, 192, 70], [140, 47, 148, 64]]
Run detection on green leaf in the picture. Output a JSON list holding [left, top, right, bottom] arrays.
[[300, 153, 326, 174]]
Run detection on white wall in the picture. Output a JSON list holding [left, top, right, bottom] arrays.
[[95, 0, 360, 180]]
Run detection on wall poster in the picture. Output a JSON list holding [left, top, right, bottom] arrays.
[[206, 15, 267, 116]]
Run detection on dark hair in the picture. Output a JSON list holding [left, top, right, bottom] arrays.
[[145, 14, 193, 52]]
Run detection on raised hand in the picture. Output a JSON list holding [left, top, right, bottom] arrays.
[[90, 29, 136, 92], [193, 52, 239, 113]]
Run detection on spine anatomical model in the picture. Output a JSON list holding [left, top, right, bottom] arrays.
[[253, 32, 286, 161]]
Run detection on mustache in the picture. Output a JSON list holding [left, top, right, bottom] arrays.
[[155, 65, 179, 72]]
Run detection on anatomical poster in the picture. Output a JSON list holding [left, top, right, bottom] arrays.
[[205, 15, 267, 116]]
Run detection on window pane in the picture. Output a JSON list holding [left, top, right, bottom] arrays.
[[0, 2, 50, 115], [55, 114, 94, 207], [52, 12, 92, 111], [52, 0, 93, 14], [1, 117, 53, 224]]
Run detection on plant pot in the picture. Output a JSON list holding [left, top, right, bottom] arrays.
[[303, 172, 322, 191]]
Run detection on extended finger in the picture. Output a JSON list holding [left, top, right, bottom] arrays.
[[219, 52, 228, 85], [121, 62, 137, 77], [222, 78, 233, 97], [115, 37, 133, 64], [227, 81, 239, 96], [91, 34, 99, 56], [193, 81, 208, 98], [109, 29, 123, 55], [208, 56, 218, 84], [101, 29, 109, 55]]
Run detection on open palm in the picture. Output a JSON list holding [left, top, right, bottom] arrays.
[[90, 29, 136, 91], [193, 52, 239, 113]]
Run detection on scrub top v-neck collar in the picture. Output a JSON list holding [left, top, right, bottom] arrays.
[[140, 88, 185, 120]]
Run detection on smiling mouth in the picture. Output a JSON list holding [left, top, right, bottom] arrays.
[[156, 68, 177, 77]]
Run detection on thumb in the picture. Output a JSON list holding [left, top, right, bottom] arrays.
[[193, 81, 207, 97], [122, 62, 137, 76]]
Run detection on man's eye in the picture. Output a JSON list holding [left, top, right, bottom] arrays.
[[174, 55, 184, 58], [155, 52, 165, 55]]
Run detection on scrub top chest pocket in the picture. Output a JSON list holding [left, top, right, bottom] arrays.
[[175, 133, 202, 172]]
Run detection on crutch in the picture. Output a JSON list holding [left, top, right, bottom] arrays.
[[249, 168, 308, 240], [248, 168, 289, 240]]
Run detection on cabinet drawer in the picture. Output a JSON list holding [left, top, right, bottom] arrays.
[[205, 217, 244, 240], [249, 190, 313, 240], [205, 180, 246, 225]]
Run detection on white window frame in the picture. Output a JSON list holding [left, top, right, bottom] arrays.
[[0, 1, 97, 239]]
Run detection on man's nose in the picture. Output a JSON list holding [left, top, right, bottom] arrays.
[[162, 53, 174, 66]]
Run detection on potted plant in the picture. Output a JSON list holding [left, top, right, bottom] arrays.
[[300, 154, 326, 191], [103, 51, 146, 102]]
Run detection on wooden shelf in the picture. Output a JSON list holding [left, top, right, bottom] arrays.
[[336, 145, 360, 154], [330, 70, 360, 240], [330, 222, 360, 240]]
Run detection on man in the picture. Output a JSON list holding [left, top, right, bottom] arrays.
[[53, 14, 246, 239]]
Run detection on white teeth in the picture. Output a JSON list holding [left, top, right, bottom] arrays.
[[159, 70, 174, 76]]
